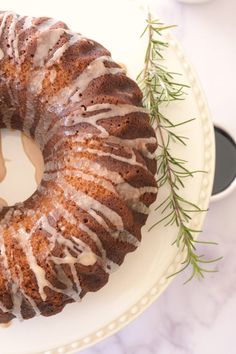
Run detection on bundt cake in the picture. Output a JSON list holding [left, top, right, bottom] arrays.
[[0, 11, 158, 323]]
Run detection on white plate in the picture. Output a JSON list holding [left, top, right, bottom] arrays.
[[0, 0, 215, 353]]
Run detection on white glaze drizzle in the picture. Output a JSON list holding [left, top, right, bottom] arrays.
[[34, 51, 118, 146], [41, 214, 96, 271], [5, 79, 18, 107], [36, 18, 59, 32], [7, 13, 19, 59], [0, 12, 12, 39], [0, 300, 9, 314], [58, 176, 123, 230], [21, 20, 78, 134], [0, 215, 27, 319], [49, 68, 57, 83], [107, 135, 156, 159], [79, 223, 106, 260], [20, 290, 41, 317], [111, 230, 139, 248], [0, 48, 4, 60], [2, 215, 88, 316], [22, 16, 33, 31], [25, 30, 81, 134], [46, 132, 155, 163], [46, 55, 124, 113], [12, 15, 56, 65], [49, 204, 105, 266], [11, 284, 23, 320], [81, 145, 146, 168], [53, 202, 77, 224], [0, 223, 14, 315], [40, 179, 110, 233], [79, 224, 136, 272], [42, 167, 140, 247], [40, 101, 148, 150], [43, 167, 117, 194], [88, 209, 110, 233], [14, 226, 49, 301], [70, 61, 124, 104], [21, 215, 81, 302], [65, 103, 147, 126], [14, 264, 41, 317], [13, 16, 34, 63], [23, 69, 47, 134], [63, 103, 148, 138], [44, 157, 156, 215], [105, 259, 120, 274], [56, 182, 139, 250], [33, 28, 65, 67], [46, 32, 82, 67], [36, 120, 60, 149]]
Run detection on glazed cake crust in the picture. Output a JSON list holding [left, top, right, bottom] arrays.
[[0, 11, 157, 323]]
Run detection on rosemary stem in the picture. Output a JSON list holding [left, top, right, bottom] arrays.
[[138, 14, 221, 282], [158, 119, 182, 215], [143, 12, 153, 80]]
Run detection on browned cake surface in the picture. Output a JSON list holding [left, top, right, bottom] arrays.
[[0, 11, 157, 323]]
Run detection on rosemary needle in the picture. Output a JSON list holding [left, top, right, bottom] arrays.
[[137, 13, 222, 282]]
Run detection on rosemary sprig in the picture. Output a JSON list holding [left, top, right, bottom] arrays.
[[138, 14, 221, 282]]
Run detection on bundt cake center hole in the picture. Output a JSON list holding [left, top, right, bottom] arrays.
[[0, 129, 44, 207]]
